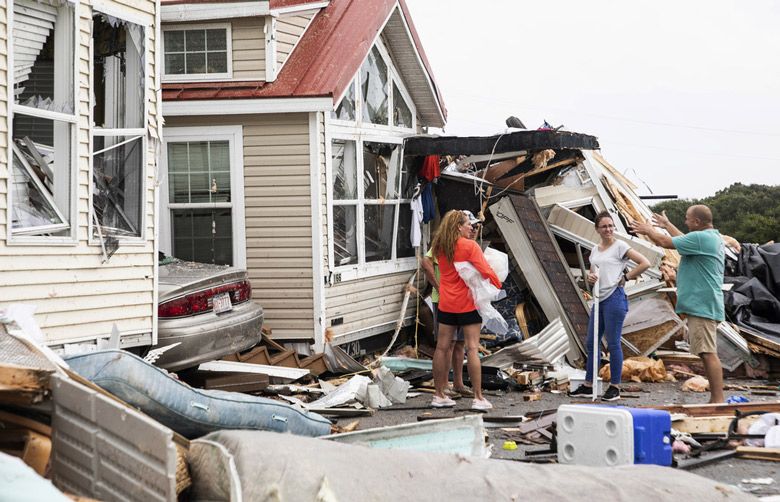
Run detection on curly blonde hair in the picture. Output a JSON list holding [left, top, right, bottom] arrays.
[[431, 210, 467, 263]]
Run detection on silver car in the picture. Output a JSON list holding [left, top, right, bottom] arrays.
[[154, 258, 264, 371]]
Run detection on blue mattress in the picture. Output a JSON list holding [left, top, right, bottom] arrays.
[[65, 350, 331, 439]]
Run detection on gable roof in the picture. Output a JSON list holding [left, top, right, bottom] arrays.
[[161, 0, 447, 126]]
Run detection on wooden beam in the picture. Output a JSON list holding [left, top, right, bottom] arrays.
[[735, 447, 780, 462], [651, 401, 780, 417], [672, 415, 759, 434]]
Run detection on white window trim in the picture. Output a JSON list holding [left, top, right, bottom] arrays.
[[160, 126, 247, 269], [88, 9, 151, 246], [329, 37, 417, 133], [162, 22, 233, 82], [6, 0, 80, 246], [324, 126, 416, 283]]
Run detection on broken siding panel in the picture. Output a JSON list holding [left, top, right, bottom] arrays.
[[324, 271, 416, 339], [232, 16, 265, 80], [275, 12, 314, 71]]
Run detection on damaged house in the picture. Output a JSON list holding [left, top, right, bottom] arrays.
[[403, 131, 738, 369], [159, 0, 446, 350], [1, 0, 162, 349]]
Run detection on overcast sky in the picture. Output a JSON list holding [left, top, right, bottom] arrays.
[[405, 0, 780, 200]]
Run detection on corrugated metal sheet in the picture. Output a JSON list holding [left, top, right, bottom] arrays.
[[50, 374, 178, 502]]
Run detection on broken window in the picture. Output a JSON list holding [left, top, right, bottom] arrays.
[[10, 0, 77, 238], [92, 12, 146, 240], [330, 139, 410, 269], [360, 47, 388, 125], [332, 80, 356, 121], [167, 140, 234, 265], [393, 84, 413, 129], [163, 26, 229, 77]]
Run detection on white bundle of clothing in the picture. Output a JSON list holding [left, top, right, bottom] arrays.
[[454, 261, 508, 335]]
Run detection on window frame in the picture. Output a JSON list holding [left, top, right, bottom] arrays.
[[160, 126, 247, 268], [6, 0, 80, 245], [161, 22, 233, 82], [88, 5, 151, 246], [329, 37, 417, 133], [325, 131, 416, 282]]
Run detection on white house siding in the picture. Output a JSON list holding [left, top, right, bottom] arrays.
[[275, 12, 314, 72], [232, 16, 265, 80], [324, 271, 417, 343], [0, 0, 159, 345], [164, 112, 315, 340]]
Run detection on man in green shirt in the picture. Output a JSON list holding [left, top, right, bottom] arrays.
[[631, 205, 725, 403]]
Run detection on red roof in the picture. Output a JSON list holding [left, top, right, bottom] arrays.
[[162, 0, 446, 123]]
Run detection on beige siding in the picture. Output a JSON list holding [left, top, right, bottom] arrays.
[[232, 16, 265, 80], [0, 0, 159, 345], [165, 113, 315, 340], [324, 271, 416, 340], [276, 12, 314, 71]]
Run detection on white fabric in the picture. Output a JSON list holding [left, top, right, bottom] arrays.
[[454, 262, 508, 334], [589, 240, 631, 300], [483, 247, 509, 282], [410, 195, 423, 247]]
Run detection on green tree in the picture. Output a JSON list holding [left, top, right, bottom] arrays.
[[651, 183, 780, 244]]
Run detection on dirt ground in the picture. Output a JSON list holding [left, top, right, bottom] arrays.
[[334, 379, 780, 496]]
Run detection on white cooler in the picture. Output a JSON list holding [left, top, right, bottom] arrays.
[[557, 404, 634, 466]]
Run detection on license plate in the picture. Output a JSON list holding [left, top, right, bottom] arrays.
[[213, 292, 233, 314]]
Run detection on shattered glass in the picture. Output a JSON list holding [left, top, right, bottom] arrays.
[[363, 142, 400, 200], [364, 204, 395, 263], [333, 205, 358, 266], [11, 146, 67, 235], [393, 84, 412, 129], [93, 136, 143, 237], [12, 0, 75, 114], [332, 81, 356, 121], [93, 13, 145, 129], [332, 139, 357, 200], [360, 47, 388, 125]]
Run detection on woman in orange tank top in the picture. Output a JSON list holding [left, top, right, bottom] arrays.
[[429, 210, 501, 411]]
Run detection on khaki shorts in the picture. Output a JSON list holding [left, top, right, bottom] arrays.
[[687, 315, 718, 355]]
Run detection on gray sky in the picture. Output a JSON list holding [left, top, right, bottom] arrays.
[[405, 0, 780, 200]]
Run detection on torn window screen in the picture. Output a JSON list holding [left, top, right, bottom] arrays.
[[360, 47, 388, 125], [363, 142, 400, 200], [393, 84, 412, 129], [11, 116, 73, 236], [92, 136, 144, 237], [13, 0, 75, 114], [11, 144, 69, 236], [333, 205, 358, 266], [332, 80, 356, 121], [164, 28, 228, 75], [92, 13, 145, 129], [332, 139, 357, 200]]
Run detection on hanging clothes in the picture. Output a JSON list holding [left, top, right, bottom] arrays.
[[421, 182, 435, 223], [410, 193, 424, 248], [419, 155, 440, 182]]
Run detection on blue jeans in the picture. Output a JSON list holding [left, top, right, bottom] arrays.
[[584, 287, 628, 385]]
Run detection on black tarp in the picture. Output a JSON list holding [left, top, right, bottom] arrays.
[[403, 130, 599, 156], [725, 243, 780, 339]]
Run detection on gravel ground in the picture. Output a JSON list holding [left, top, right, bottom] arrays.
[[330, 379, 780, 495]]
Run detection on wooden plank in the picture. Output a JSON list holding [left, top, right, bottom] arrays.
[[651, 401, 780, 417], [672, 415, 759, 434], [198, 360, 309, 380], [735, 447, 780, 462], [0, 364, 51, 393]]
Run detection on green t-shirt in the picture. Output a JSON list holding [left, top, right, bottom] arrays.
[[425, 249, 440, 303], [671, 229, 725, 321]]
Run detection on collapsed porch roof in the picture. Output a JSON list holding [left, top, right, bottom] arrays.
[[403, 130, 599, 156]]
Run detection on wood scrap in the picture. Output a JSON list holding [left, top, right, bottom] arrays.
[[735, 447, 780, 462], [651, 401, 780, 417], [672, 415, 759, 434]]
